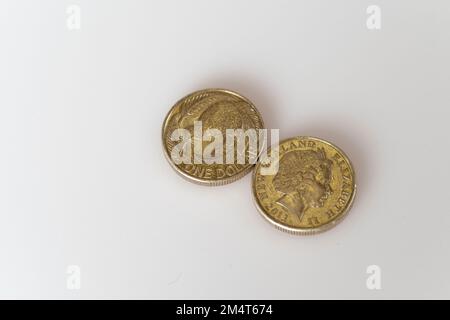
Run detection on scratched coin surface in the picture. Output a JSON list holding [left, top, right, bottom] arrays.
[[252, 137, 356, 235], [162, 89, 264, 186]]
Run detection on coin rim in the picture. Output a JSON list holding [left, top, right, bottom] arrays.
[[251, 136, 357, 235], [161, 88, 265, 186]]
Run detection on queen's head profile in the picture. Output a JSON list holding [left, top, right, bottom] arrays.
[[272, 148, 333, 221]]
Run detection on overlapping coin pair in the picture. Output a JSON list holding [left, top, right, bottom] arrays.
[[162, 89, 356, 235]]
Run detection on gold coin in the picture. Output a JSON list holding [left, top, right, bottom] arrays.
[[252, 136, 356, 235], [162, 89, 265, 186]]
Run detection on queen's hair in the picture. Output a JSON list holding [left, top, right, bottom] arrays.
[[272, 148, 332, 194]]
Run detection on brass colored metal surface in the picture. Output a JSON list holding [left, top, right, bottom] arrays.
[[252, 136, 356, 235], [162, 89, 264, 186]]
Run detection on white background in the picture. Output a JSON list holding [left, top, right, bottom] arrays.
[[1, 0, 449, 299]]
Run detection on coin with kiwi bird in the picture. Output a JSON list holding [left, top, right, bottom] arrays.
[[162, 89, 265, 186]]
